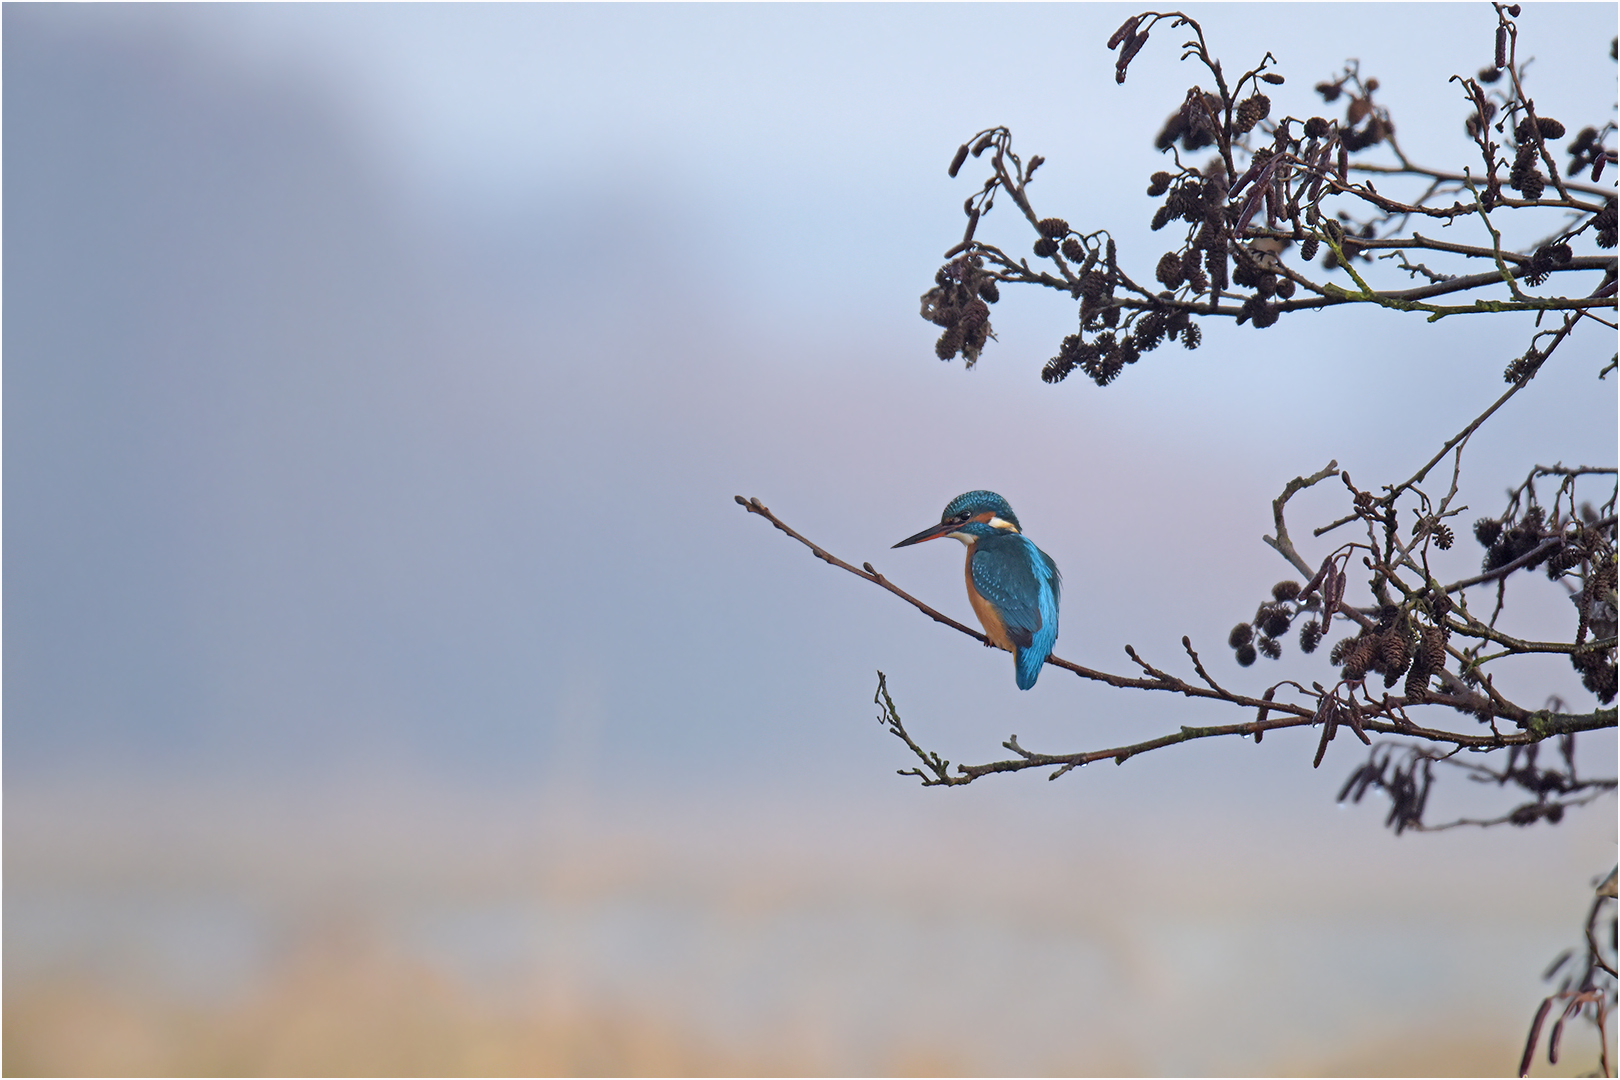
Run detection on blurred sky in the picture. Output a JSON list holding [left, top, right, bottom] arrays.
[[5, 4, 1617, 1075]]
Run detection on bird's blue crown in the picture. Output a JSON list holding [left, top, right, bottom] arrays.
[[941, 490, 1020, 531]]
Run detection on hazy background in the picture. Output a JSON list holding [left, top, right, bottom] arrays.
[[5, 3, 1616, 1075]]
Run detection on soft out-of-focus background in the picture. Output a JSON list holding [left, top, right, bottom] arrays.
[[5, 4, 1615, 1075]]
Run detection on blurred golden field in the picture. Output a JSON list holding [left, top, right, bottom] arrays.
[[4, 938, 1587, 1078], [7, 936, 789, 1078], [5, 778, 1613, 1077]]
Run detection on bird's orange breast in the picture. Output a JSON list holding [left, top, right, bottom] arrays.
[[965, 556, 1015, 653]]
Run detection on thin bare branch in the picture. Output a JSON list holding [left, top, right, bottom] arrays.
[[736, 496, 1617, 788]]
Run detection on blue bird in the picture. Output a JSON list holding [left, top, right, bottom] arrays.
[[893, 490, 1061, 689]]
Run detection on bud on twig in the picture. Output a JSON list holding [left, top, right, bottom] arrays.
[[1107, 15, 1140, 50], [1116, 29, 1149, 84], [962, 207, 980, 245]]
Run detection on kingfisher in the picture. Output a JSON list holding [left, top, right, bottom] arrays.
[[893, 490, 1061, 690]]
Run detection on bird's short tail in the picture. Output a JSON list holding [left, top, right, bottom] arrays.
[[1014, 645, 1046, 690]]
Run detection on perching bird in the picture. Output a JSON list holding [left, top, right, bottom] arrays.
[[893, 490, 1061, 689]]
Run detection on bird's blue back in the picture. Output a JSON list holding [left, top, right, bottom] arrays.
[[968, 529, 1061, 689]]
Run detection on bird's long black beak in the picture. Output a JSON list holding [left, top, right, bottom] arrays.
[[892, 520, 955, 548]]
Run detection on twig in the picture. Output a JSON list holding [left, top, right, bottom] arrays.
[[874, 671, 966, 786], [735, 495, 1617, 786]]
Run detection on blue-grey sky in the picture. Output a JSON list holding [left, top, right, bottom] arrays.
[[7, 2, 1614, 785], [5, 5, 1616, 1072]]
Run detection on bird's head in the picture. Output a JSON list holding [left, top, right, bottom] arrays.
[[892, 490, 1022, 549]]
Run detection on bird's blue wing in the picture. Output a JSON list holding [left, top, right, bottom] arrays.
[[969, 536, 1042, 646], [1020, 545, 1061, 689], [970, 535, 1061, 688]]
